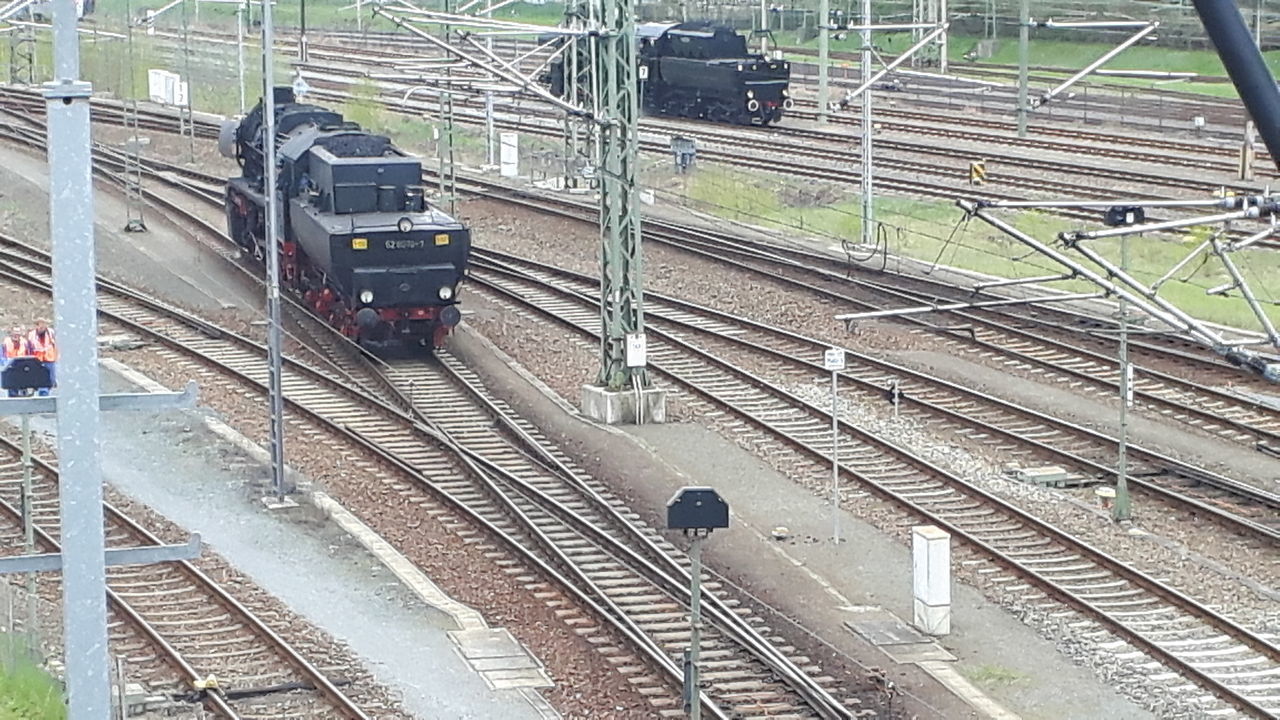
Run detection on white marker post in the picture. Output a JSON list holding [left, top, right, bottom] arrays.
[[912, 525, 951, 635], [499, 131, 519, 178], [823, 347, 846, 543]]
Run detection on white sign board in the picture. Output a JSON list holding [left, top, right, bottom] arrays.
[[625, 332, 647, 368], [823, 347, 846, 372], [499, 131, 519, 178], [145, 9, 156, 35], [147, 69, 183, 106], [638, 65, 649, 80], [174, 80, 190, 108]]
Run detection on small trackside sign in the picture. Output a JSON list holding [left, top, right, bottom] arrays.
[[626, 332, 647, 368], [823, 347, 846, 372]]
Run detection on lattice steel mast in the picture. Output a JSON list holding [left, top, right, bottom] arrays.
[[593, 0, 647, 392]]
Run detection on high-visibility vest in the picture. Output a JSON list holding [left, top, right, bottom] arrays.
[[2, 336, 30, 359], [27, 329, 56, 362]]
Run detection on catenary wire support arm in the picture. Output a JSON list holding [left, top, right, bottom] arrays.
[[1212, 237, 1280, 346], [1036, 23, 1158, 106], [956, 200, 1200, 335], [961, 198, 1280, 377], [841, 24, 947, 102], [373, 6, 590, 117]]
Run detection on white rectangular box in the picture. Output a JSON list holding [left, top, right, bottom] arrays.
[[499, 132, 519, 178], [912, 525, 951, 636]]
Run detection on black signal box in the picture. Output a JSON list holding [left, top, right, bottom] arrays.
[[2, 358, 50, 391], [666, 487, 729, 532]]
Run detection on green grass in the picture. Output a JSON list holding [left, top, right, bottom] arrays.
[[675, 167, 1280, 331], [778, 31, 1280, 98], [963, 663, 1027, 689], [0, 637, 65, 720]]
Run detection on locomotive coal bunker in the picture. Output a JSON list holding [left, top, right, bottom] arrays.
[[220, 87, 470, 351], [544, 22, 791, 125]]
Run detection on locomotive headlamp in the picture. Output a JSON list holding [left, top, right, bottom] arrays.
[[359, 290, 374, 304], [397, 217, 414, 233], [438, 286, 454, 300]]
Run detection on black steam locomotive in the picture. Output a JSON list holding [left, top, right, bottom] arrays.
[[545, 22, 791, 125], [220, 88, 470, 350]]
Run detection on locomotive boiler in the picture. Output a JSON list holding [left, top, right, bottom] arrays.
[[220, 88, 470, 351]]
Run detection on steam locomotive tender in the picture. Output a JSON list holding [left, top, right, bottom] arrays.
[[545, 22, 791, 125], [221, 88, 470, 351], [639, 22, 791, 125]]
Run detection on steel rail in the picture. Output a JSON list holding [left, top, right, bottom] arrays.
[[466, 252, 1280, 719], [471, 248, 1280, 541]]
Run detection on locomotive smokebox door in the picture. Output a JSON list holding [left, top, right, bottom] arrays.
[[666, 487, 729, 532]]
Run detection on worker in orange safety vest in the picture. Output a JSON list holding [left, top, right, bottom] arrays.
[[1, 327, 31, 397], [26, 319, 56, 397]]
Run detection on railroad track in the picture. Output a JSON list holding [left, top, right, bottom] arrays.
[[632, 217, 1280, 450], [473, 247, 1280, 543], [463, 243, 1280, 719], [18, 94, 1269, 469], [402, 166, 1280, 458], [0, 204, 877, 717], [0, 361, 369, 718]]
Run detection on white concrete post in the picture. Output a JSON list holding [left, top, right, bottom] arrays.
[[912, 525, 950, 635], [499, 131, 519, 178]]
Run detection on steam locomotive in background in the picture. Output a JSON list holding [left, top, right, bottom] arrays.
[[544, 21, 792, 125], [220, 87, 471, 351]]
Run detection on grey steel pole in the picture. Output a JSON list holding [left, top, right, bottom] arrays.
[[1017, 0, 1029, 137], [182, 0, 195, 162], [937, 0, 947, 74], [20, 416, 35, 643], [830, 369, 840, 542], [237, 0, 245, 113], [300, 0, 308, 62], [485, 3, 494, 167], [760, 0, 768, 54], [261, 0, 288, 500], [860, 0, 873, 250], [688, 534, 703, 720], [47, 0, 111, 711], [1114, 234, 1132, 521], [817, 0, 829, 121]]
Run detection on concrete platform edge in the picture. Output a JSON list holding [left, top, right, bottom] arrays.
[[454, 325, 1021, 720], [101, 356, 562, 720]]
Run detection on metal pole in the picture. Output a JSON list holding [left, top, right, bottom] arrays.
[[1016, 0, 1028, 137], [300, 0, 308, 61], [818, 0, 829, 121], [830, 369, 840, 542], [485, 1, 494, 167], [760, 0, 768, 54], [1114, 233, 1132, 522], [687, 534, 703, 720], [181, 0, 195, 162], [859, 0, 872, 250], [261, 0, 288, 500], [237, 0, 245, 113], [20, 416, 36, 643], [1256, 0, 1263, 47], [937, 0, 947, 74], [47, 0, 111, 710]]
